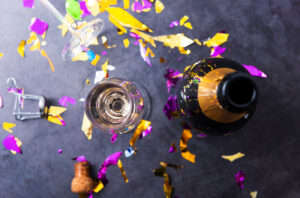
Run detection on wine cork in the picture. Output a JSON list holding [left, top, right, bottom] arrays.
[[71, 161, 94, 194]]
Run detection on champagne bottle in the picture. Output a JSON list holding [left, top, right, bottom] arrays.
[[177, 57, 258, 133]]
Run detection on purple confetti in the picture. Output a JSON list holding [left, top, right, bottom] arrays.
[[132, 1, 144, 12], [164, 68, 182, 93], [3, 135, 21, 154], [111, 134, 118, 143], [177, 56, 183, 62], [197, 133, 207, 138], [57, 149, 63, 154], [142, 0, 152, 9], [242, 64, 267, 78], [163, 95, 178, 120], [168, 143, 177, 153], [59, 96, 76, 107], [129, 32, 140, 40], [235, 170, 245, 188], [169, 20, 179, 28], [98, 152, 122, 182], [80, 1, 91, 17], [23, 0, 34, 8], [101, 51, 107, 55], [29, 18, 48, 35], [72, 155, 87, 162], [139, 126, 152, 139], [0, 95, 3, 108], [211, 46, 226, 57], [139, 42, 152, 67]]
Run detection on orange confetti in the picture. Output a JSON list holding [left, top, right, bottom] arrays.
[[180, 129, 195, 163], [41, 49, 55, 72]]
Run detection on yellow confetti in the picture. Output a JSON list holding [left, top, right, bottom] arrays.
[[27, 32, 38, 44], [101, 36, 116, 48], [47, 115, 65, 125], [183, 22, 193, 29], [0, 53, 3, 59], [155, 0, 164, 13], [41, 49, 55, 72], [48, 106, 66, 117], [57, 14, 74, 37], [130, 28, 156, 47], [99, 0, 118, 12], [10, 137, 22, 155], [123, 39, 130, 48], [250, 191, 258, 198], [86, 0, 100, 16], [85, 78, 90, 84], [91, 54, 100, 66], [123, 0, 130, 9], [109, 15, 128, 34], [29, 39, 40, 51], [41, 31, 46, 39], [102, 59, 109, 75], [194, 39, 202, 46], [145, 47, 155, 57], [93, 181, 104, 193], [72, 52, 89, 61], [106, 7, 153, 32], [180, 129, 195, 163], [118, 159, 129, 183], [221, 152, 245, 162], [203, 33, 229, 47], [178, 47, 191, 55], [163, 172, 172, 198], [153, 33, 194, 49], [81, 112, 93, 140], [90, 37, 99, 45], [3, 122, 16, 133], [180, 15, 189, 26], [129, 120, 151, 147], [17, 40, 26, 57]]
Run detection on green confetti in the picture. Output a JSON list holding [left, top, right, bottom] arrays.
[[66, 0, 82, 20]]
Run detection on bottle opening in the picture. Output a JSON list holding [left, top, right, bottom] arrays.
[[227, 77, 255, 106]]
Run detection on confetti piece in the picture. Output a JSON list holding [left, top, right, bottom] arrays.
[[163, 172, 172, 198], [85, 78, 90, 84], [17, 40, 26, 57], [40, 49, 55, 72], [180, 15, 189, 26], [169, 20, 179, 28], [3, 134, 22, 154], [235, 170, 245, 188], [93, 181, 104, 193], [250, 191, 258, 198], [90, 37, 99, 45], [29, 39, 40, 51], [47, 115, 65, 125], [0, 95, 3, 108], [125, 147, 135, 157], [123, 0, 130, 9], [58, 14, 74, 37], [222, 152, 245, 162], [99, 0, 118, 12], [29, 18, 49, 35], [82, 112, 93, 140], [86, 0, 100, 16], [163, 95, 179, 120], [160, 57, 166, 63], [204, 33, 229, 47], [211, 46, 226, 57], [130, 29, 156, 47], [153, 34, 194, 49], [139, 41, 152, 67], [183, 22, 193, 29], [72, 155, 88, 162], [145, 47, 155, 58], [11, 137, 22, 155], [101, 51, 107, 55], [108, 15, 127, 34], [101, 36, 117, 49], [178, 47, 191, 55], [155, 0, 164, 13], [194, 39, 202, 46], [111, 134, 118, 143], [129, 120, 151, 147], [139, 126, 152, 139], [0, 53, 3, 59], [41, 40, 47, 46], [48, 106, 66, 117], [164, 68, 182, 93], [197, 133, 207, 138], [107, 65, 116, 71], [123, 39, 130, 48], [169, 141, 177, 153], [41, 31, 46, 39], [87, 50, 96, 61], [66, 0, 82, 20], [141, 0, 152, 12], [117, 159, 129, 183], [23, 0, 34, 8], [180, 128, 195, 163], [27, 32, 37, 44], [72, 52, 89, 61], [106, 7, 153, 32], [98, 151, 122, 183], [132, 1, 143, 12], [59, 96, 76, 107], [80, 1, 91, 17], [94, 70, 106, 84], [3, 122, 16, 133], [242, 64, 267, 78], [57, 149, 63, 154]]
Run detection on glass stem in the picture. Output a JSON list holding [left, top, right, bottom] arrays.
[[39, 0, 76, 34]]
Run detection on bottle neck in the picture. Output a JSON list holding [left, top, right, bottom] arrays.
[[217, 72, 257, 113]]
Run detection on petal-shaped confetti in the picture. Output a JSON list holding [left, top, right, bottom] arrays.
[[141, 0, 152, 12], [242, 64, 267, 78], [124, 147, 135, 157], [163, 95, 179, 120], [163, 172, 172, 198], [210, 46, 226, 57], [250, 191, 258, 198], [23, 0, 34, 8], [180, 128, 195, 163], [98, 151, 122, 181], [102, 59, 109, 77], [108, 15, 127, 34], [72, 52, 89, 61], [17, 40, 26, 57], [80, 1, 91, 18], [66, 0, 82, 20], [117, 159, 129, 183], [91, 54, 100, 66], [139, 126, 152, 139], [155, 0, 164, 13], [153, 34, 194, 49], [204, 33, 229, 47], [160, 57, 166, 63], [29, 39, 40, 51], [87, 50, 96, 61], [3, 134, 22, 154], [29, 18, 49, 35], [10, 137, 22, 155], [194, 39, 202, 46], [235, 170, 245, 188], [47, 115, 66, 125], [132, 1, 143, 12], [27, 32, 38, 44], [139, 41, 152, 67], [3, 122, 16, 133], [106, 7, 153, 32], [129, 120, 151, 147], [82, 112, 93, 140], [169, 141, 177, 153], [164, 68, 182, 93], [59, 96, 76, 107], [180, 15, 189, 26], [58, 14, 75, 37], [57, 149, 63, 154], [48, 106, 66, 117], [86, 0, 100, 16], [123, 0, 130, 9], [145, 47, 155, 57], [94, 70, 106, 84], [178, 47, 191, 55], [222, 152, 245, 162], [72, 155, 88, 162], [169, 20, 179, 28], [123, 39, 130, 48], [183, 22, 193, 29], [41, 49, 55, 72], [111, 134, 118, 143], [93, 180, 104, 193], [131, 29, 156, 47], [197, 132, 207, 138], [0, 95, 3, 108], [99, 0, 118, 12]]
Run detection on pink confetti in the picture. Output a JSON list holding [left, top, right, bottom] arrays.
[[29, 18, 49, 35], [129, 32, 140, 40], [0, 95, 3, 108], [197, 133, 207, 138], [163, 95, 178, 120], [169, 20, 179, 28], [168, 143, 177, 153], [211, 46, 226, 57], [132, 1, 143, 12], [80, 1, 91, 17], [23, 0, 34, 8], [242, 64, 267, 78], [57, 149, 63, 154], [72, 155, 87, 162], [142, 0, 152, 9], [111, 134, 118, 143], [164, 68, 182, 93], [101, 51, 107, 55], [139, 42, 152, 67], [59, 96, 76, 107], [98, 152, 122, 184], [235, 170, 245, 188], [3, 135, 22, 154], [139, 126, 152, 139]]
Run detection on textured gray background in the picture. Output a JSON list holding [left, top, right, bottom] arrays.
[[0, 0, 300, 197]]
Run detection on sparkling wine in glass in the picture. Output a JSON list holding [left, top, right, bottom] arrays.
[[85, 78, 151, 134]]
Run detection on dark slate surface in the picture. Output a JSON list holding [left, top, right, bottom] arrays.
[[0, 0, 299, 197]]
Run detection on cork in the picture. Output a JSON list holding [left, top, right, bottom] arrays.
[[71, 161, 94, 194]]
